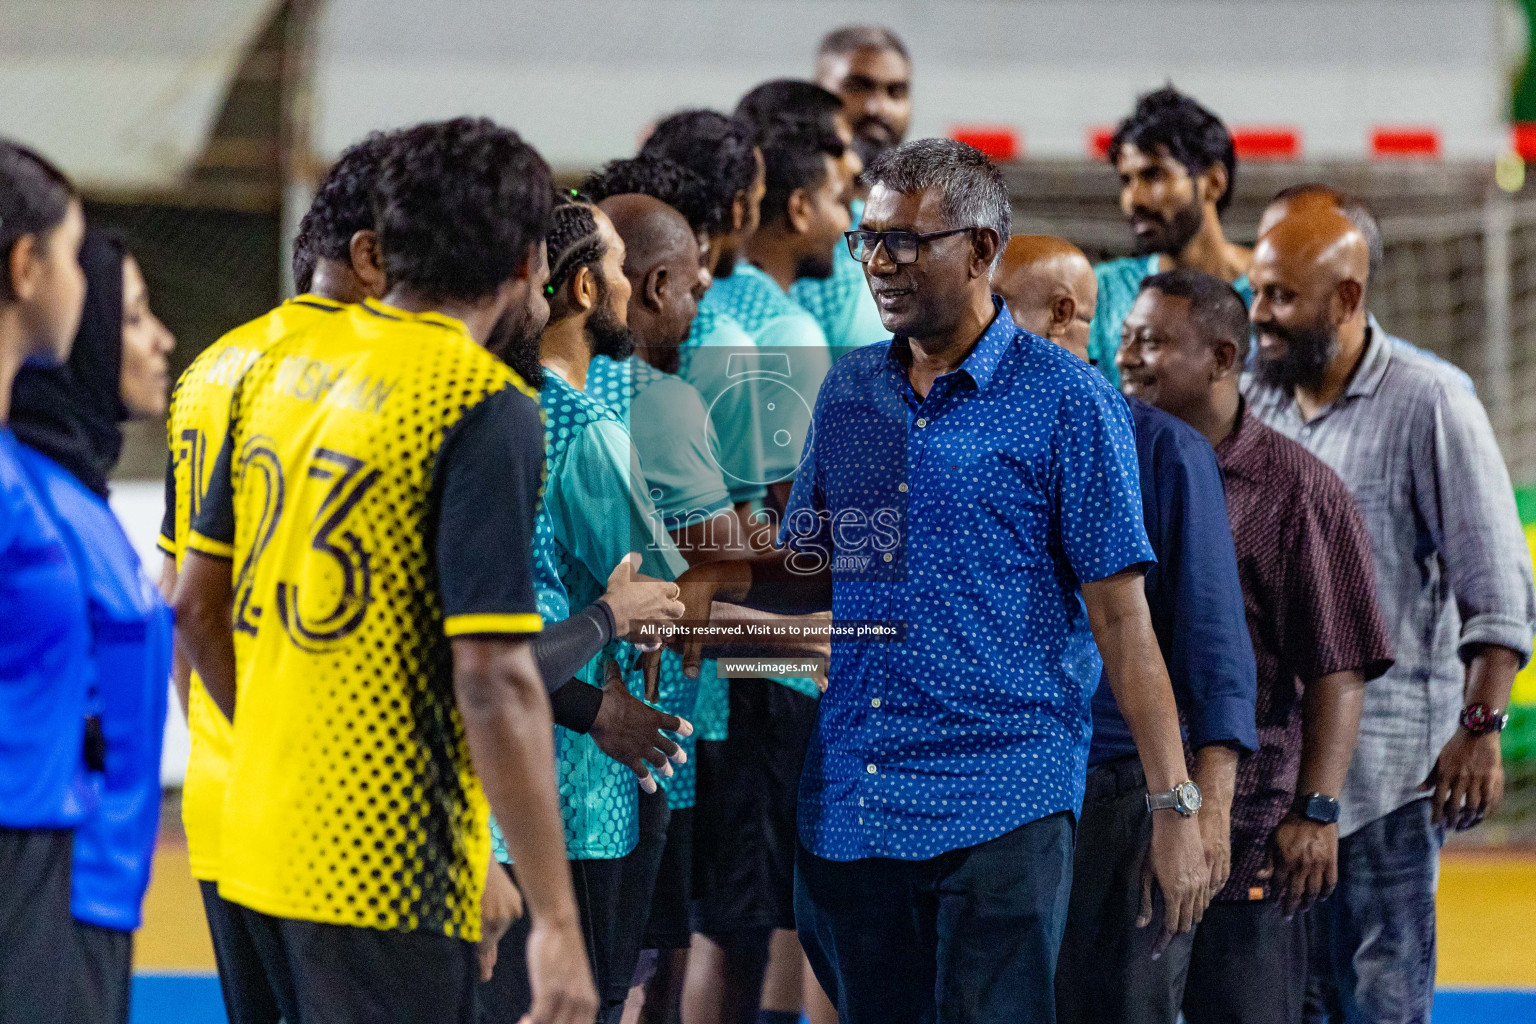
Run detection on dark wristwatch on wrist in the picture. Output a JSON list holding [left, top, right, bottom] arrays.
[[1460, 703, 1509, 736], [1146, 780, 1202, 817], [1291, 792, 1339, 825]]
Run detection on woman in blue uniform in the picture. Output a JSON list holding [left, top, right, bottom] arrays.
[[0, 140, 94, 1021], [12, 231, 176, 1024]]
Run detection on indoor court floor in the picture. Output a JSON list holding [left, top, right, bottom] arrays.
[[128, 806, 1536, 1024]]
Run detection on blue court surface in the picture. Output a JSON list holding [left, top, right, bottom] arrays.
[[130, 975, 1536, 1023]]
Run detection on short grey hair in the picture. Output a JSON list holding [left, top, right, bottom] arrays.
[[863, 138, 1012, 264], [816, 25, 909, 63]]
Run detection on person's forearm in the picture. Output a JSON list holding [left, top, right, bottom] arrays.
[[1087, 577, 1191, 792], [534, 602, 614, 694], [176, 603, 235, 721], [160, 555, 193, 718], [453, 640, 579, 928], [1296, 670, 1366, 798], [677, 558, 753, 605], [699, 605, 832, 659], [170, 554, 236, 722], [1462, 644, 1523, 711], [672, 511, 756, 566], [740, 557, 831, 614], [1192, 745, 1238, 818]]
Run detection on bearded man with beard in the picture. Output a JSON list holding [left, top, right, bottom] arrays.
[[814, 26, 911, 171], [479, 196, 695, 1024], [1090, 87, 1252, 387], [1245, 207, 1536, 1024]]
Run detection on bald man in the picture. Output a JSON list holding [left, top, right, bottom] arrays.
[[1255, 185, 1474, 393], [600, 193, 710, 373], [992, 235, 1097, 361], [1246, 208, 1536, 1024], [1011, 238, 1259, 1024]]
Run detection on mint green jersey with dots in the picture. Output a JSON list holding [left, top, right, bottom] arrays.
[[708, 263, 832, 486], [584, 354, 737, 806], [678, 296, 766, 506], [701, 264, 828, 701], [491, 370, 688, 861]]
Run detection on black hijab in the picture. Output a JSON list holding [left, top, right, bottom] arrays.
[[11, 231, 128, 498]]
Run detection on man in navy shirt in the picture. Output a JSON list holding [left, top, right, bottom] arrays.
[[993, 236, 1261, 1023], [677, 139, 1209, 1024]]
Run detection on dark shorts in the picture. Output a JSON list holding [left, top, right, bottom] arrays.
[[73, 922, 132, 1024], [644, 805, 693, 950], [477, 864, 532, 1024], [0, 826, 78, 1024], [199, 880, 281, 1024], [484, 859, 629, 1024], [482, 794, 670, 1024], [691, 678, 819, 936], [233, 901, 478, 1024]]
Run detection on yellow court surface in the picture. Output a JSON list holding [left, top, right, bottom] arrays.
[[135, 825, 1536, 989], [1436, 850, 1536, 989]]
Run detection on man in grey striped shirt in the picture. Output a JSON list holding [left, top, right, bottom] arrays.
[[1245, 205, 1536, 1024]]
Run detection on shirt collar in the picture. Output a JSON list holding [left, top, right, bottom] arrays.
[[360, 297, 471, 337], [1346, 315, 1392, 399], [885, 295, 1015, 394], [1214, 396, 1265, 477]]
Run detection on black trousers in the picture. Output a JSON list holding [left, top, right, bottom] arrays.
[[1057, 756, 1307, 1024], [199, 880, 281, 1024], [1057, 756, 1172, 1024], [72, 923, 132, 1024], [1185, 900, 1308, 1024], [796, 811, 1075, 1024], [0, 827, 78, 1024], [234, 902, 478, 1024], [644, 805, 693, 950]]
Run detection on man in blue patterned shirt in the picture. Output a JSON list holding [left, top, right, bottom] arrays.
[[678, 139, 1210, 1024]]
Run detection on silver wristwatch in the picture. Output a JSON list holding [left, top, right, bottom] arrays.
[[1146, 780, 1202, 817]]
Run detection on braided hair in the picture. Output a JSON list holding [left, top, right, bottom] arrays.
[[544, 190, 607, 318]]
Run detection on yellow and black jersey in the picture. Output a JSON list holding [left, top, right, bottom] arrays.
[[189, 298, 544, 939], [158, 293, 349, 883]]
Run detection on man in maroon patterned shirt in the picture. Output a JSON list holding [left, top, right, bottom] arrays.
[[1115, 266, 1393, 1024]]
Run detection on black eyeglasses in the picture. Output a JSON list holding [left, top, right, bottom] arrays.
[[845, 227, 977, 265]]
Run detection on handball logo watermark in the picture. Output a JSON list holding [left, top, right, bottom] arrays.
[[703, 348, 828, 487]]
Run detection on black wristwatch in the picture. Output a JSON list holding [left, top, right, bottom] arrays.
[[1291, 792, 1339, 825], [1460, 703, 1509, 736]]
